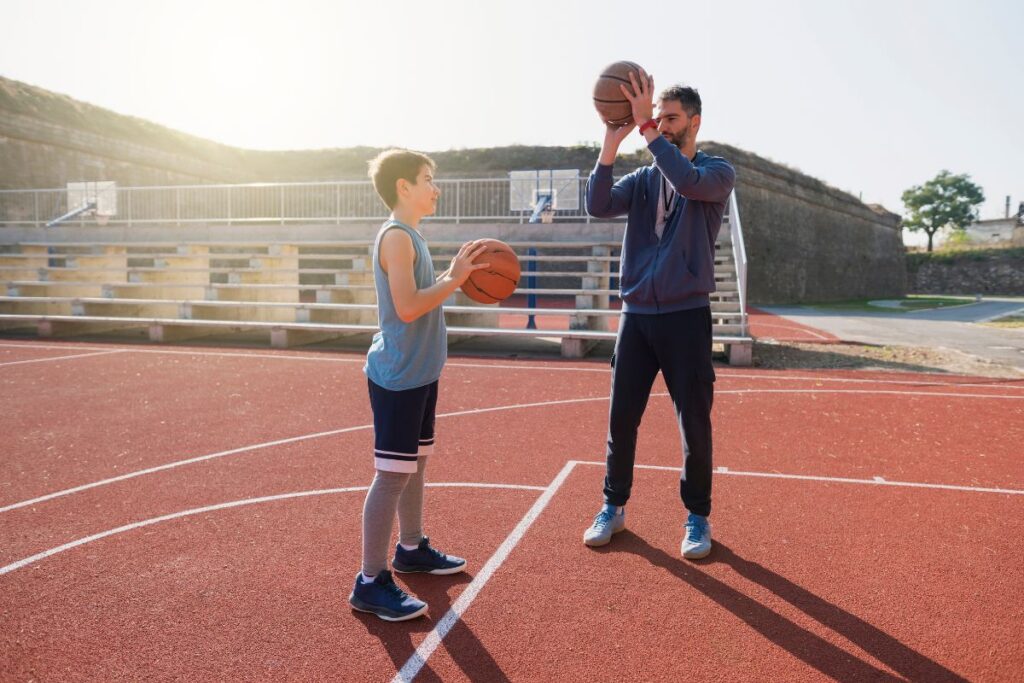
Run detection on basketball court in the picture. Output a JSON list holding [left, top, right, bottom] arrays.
[[2, 339, 1022, 681]]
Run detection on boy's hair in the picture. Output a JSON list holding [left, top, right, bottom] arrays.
[[658, 85, 702, 117], [367, 149, 436, 210]]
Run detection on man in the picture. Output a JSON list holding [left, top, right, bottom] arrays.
[[584, 70, 735, 559]]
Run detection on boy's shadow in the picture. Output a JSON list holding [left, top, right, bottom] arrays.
[[596, 532, 968, 682], [353, 572, 510, 682]]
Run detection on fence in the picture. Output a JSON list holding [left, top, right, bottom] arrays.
[[0, 178, 599, 227]]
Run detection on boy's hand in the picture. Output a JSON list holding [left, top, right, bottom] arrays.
[[448, 240, 490, 286]]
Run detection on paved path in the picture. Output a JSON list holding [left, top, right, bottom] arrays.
[[760, 298, 1024, 372]]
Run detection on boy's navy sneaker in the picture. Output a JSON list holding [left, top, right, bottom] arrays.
[[681, 512, 712, 559], [392, 536, 467, 575], [349, 570, 428, 621]]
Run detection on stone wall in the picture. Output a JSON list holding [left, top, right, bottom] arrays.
[[1, 75, 908, 304], [0, 111, 243, 188], [702, 142, 905, 304], [907, 249, 1024, 295]]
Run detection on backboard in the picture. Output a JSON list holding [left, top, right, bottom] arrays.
[[509, 170, 579, 212], [67, 181, 117, 221]]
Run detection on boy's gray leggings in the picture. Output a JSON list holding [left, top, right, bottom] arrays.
[[361, 457, 427, 577]]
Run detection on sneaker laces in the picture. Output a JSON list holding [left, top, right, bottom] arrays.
[[377, 570, 409, 599], [592, 509, 615, 531], [685, 517, 707, 543], [419, 537, 447, 562]]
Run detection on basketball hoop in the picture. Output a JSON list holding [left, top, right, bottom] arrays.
[[96, 214, 110, 226], [540, 208, 555, 224]]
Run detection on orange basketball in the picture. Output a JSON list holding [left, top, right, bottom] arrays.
[[593, 60, 645, 126], [460, 239, 520, 304]]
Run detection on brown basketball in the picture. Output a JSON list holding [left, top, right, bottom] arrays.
[[593, 60, 645, 126], [460, 239, 520, 304]]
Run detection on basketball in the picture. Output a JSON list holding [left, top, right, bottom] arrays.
[[461, 239, 520, 304], [593, 60, 645, 126]]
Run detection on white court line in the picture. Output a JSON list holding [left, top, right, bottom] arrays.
[[5, 386, 1023, 515], [574, 461, 1024, 496], [973, 306, 1024, 324], [0, 482, 544, 577], [715, 388, 1024, 400], [0, 395, 612, 515], [2, 341, 1022, 388], [392, 461, 576, 683], [0, 349, 124, 367], [749, 322, 834, 341]]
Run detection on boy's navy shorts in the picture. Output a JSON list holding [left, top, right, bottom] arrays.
[[367, 378, 437, 473]]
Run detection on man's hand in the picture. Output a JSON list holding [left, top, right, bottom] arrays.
[[621, 68, 655, 127], [605, 121, 635, 147], [446, 240, 490, 286], [598, 118, 636, 165]]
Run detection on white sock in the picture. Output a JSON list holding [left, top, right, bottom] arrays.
[[360, 572, 376, 584], [399, 542, 419, 551]]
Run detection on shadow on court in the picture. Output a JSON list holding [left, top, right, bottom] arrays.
[[354, 571, 510, 682], [599, 534, 968, 682]]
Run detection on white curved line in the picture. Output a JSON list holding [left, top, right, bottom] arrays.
[[0, 396, 611, 514], [4, 387, 1022, 516], [0, 482, 544, 577]]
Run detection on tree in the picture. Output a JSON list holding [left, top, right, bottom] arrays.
[[902, 171, 985, 252]]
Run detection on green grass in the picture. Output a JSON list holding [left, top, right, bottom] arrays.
[[981, 314, 1024, 329], [807, 296, 975, 314]]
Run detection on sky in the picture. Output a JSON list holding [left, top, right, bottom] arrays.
[[1, 0, 1021, 245]]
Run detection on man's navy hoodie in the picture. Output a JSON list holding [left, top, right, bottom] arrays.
[[586, 135, 736, 314]]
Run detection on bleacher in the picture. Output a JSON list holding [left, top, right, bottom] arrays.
[[0, 181, 753, 363]]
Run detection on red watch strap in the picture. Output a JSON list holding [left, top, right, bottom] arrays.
[[638, 119, 658, 135]]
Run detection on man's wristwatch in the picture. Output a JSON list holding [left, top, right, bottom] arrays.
[[638, 119, 658, 135]]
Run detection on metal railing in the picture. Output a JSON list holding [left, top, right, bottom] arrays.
[[0, 178, 598, 227], [726, 192, 749, 332]]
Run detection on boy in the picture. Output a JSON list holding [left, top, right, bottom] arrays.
[[349, 149, 489, 621]]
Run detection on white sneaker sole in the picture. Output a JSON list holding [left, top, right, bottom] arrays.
[[681, 543, 712, 560], [583, 524, 625, 547], [349, 595, 429, 622], [392, 562, 467, 576]]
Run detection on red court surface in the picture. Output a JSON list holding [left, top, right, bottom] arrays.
[[1, 339, 1022, 681], [749, 306, 841, 343]]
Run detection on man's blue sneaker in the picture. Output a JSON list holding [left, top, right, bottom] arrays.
[[583, 505, 626, 547], [681, 512, 712, 559], [349, 570, 428, 622], [392, 537, 467, 575]]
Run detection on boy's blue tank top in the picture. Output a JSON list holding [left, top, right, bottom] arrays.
[[364, 219, 447, 391]]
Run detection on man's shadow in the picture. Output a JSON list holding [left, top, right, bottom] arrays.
[[353, 571, 510, 682], [597, 533, 968, 682]]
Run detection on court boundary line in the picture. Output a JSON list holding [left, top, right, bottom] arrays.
[[3, 459, 1020, 680], [0, 349, 125, 367], [0, 395, 615, 514], [1, 341, 1022, 388], [4, 387, 1022, 515], [392, 461, 575, 683], [393, 457, 1024, 679], [0, 482, 545, 577], [574, 462, 1024, 496]]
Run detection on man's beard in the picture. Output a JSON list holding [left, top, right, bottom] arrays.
[[664, 124, 690, 148]]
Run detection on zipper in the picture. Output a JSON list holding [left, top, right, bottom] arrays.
[[645, 170, 661, 312], [651, 240, 661, 312]]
